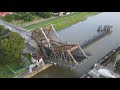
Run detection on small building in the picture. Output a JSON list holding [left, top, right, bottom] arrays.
[[28, 51, 45, 73], [53, 12, 71, 16], [58, 12, 64, 16], [59, 12, 71, 16], [65, 12, 70, 15], [31, 51, 44, 64]]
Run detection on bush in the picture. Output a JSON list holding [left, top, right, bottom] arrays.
[[0, 25, 5, 30], [13, 13, 22, 20], [3, 12, 52, 22], [0, 26, 25, 59], [4, 14, 14, 22], [24, 53, 32, 61], [34, 12, 52, 18], [22, 12, 35, 22], [30, 12, 36, 16]]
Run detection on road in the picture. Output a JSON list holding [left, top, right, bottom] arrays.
[[0, 19, 38, 53], [0, 19, 31, 43]]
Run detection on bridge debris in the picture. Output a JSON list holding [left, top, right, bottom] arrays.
[[31, 24, 113, 69], [31, 25, 87, 66]]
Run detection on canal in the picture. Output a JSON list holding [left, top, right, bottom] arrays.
[[33, 12, 120, 78]]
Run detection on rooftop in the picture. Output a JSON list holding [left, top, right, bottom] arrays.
[[0, 12, 11, 16]]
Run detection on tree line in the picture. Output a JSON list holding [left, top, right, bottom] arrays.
[[0, 25, 25, 59], [3, 12, 52, 22]]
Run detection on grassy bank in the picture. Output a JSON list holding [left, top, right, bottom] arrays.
[[24, 12, 100, 31], [11, 16, 45, 27], [0, 53, 27, 78], [0, 12, 55, 27]]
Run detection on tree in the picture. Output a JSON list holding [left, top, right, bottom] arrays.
[[17, 12, 27, 15], [13, 13, 22, 20], [0, 25, 5, 30], [30, 12, 36, 16], [3, 14, 14, 22], [0, 31, 25, 58], [22, 12, 34, 22], [0, 25, 10, 38], [34, 12, 52, 18]]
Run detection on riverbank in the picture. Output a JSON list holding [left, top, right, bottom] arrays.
[[0, 12, 101, 78], [24, 12, 100, 31], [0, 52, 52, 78], [15, 64, 52, 78]]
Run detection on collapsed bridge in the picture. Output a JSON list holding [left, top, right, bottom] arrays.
[[30, 25, 113, 68], [31, 25, 87, 65]]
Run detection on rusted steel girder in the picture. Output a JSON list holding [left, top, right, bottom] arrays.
[[31, 25, 87, 64]]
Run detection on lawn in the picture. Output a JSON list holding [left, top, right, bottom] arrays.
[[11, 16, 45, 27], [0, 52, 27, 78], [24, 12, 100, 31]]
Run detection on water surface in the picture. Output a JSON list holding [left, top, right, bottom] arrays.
[[33, 12, 120, 78]]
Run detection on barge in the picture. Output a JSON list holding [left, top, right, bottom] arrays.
[[81, 25, 112, 48], [81, 45, 120, 78]]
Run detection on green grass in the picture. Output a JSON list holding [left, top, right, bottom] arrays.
[[0, 14, 56, 27], [11, 16, 45, 27], [24, 12, 100, 31], [24, 53, 32, 64], [0, 52, 26, 78]]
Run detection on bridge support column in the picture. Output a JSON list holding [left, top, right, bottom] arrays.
[[40, 27, 52, 49], [78, 45, 87, 58], [67, 50, 77, 64]]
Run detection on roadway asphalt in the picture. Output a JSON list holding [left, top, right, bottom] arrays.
[[0, 19, 31, 42]]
